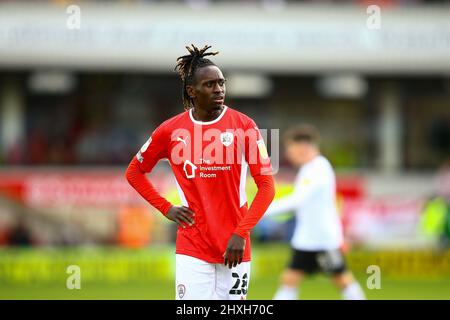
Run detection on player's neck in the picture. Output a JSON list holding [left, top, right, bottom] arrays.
[[192, 106, 224, 122]]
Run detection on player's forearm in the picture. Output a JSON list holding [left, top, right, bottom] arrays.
[[234, 174, 275, 238], [125, 157, 173, 215]]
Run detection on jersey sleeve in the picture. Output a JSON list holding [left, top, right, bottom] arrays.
[[125, 123, 173, 215], [234, 174, 275, 239], [136, 123, 169, 173], [233, 118, 275, 239], [244, 118, 273, 177]]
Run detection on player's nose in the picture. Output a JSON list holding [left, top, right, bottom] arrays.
[[213, 83, 223, 93]]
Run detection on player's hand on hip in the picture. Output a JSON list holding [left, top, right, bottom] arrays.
[[166, 205, 195, 228], [223, 234, 246, 269]]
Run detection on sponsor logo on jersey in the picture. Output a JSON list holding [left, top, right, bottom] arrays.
[[176, 136, 188, 147], [183, 160, 198, 179]]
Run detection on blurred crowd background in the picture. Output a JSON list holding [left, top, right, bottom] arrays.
[[0, 0, 449, 299]]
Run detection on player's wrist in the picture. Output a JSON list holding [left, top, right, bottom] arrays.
[[232, 230, 248, 240], [161, 202, 174, 216]]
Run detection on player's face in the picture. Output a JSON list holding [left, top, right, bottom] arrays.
[[285, 141, 311, 167], [190, 65, 226, 111]]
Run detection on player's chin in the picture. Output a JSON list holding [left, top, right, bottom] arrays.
[[211, 98, 224, 109]]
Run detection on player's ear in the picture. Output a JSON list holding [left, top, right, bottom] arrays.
[[186, 85, 196, 99]]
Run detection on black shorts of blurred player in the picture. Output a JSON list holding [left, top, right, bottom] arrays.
[[289, 248, 347, 275], [274, 248, 364, 299]]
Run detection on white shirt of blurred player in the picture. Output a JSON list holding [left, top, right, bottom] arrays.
[[266, 155, 343, 251]]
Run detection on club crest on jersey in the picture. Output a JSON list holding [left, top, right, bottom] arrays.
[[177, 284, 186, 299], [220, 132, 234, 147]]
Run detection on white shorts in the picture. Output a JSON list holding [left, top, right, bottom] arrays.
[[175, 254, 251, 300]]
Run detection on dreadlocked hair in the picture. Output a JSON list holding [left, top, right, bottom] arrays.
[[174, 44, 219, 110]]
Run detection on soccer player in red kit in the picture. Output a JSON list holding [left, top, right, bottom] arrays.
[[125, 45, 275, 300]]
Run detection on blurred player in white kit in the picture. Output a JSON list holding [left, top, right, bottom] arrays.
[[265, 124, 366, 300]]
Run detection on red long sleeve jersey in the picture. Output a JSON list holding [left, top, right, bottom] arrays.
[[127, 106, 274, 263]]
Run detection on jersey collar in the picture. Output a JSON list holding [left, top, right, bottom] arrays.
[[189, 106, 228, 125]]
